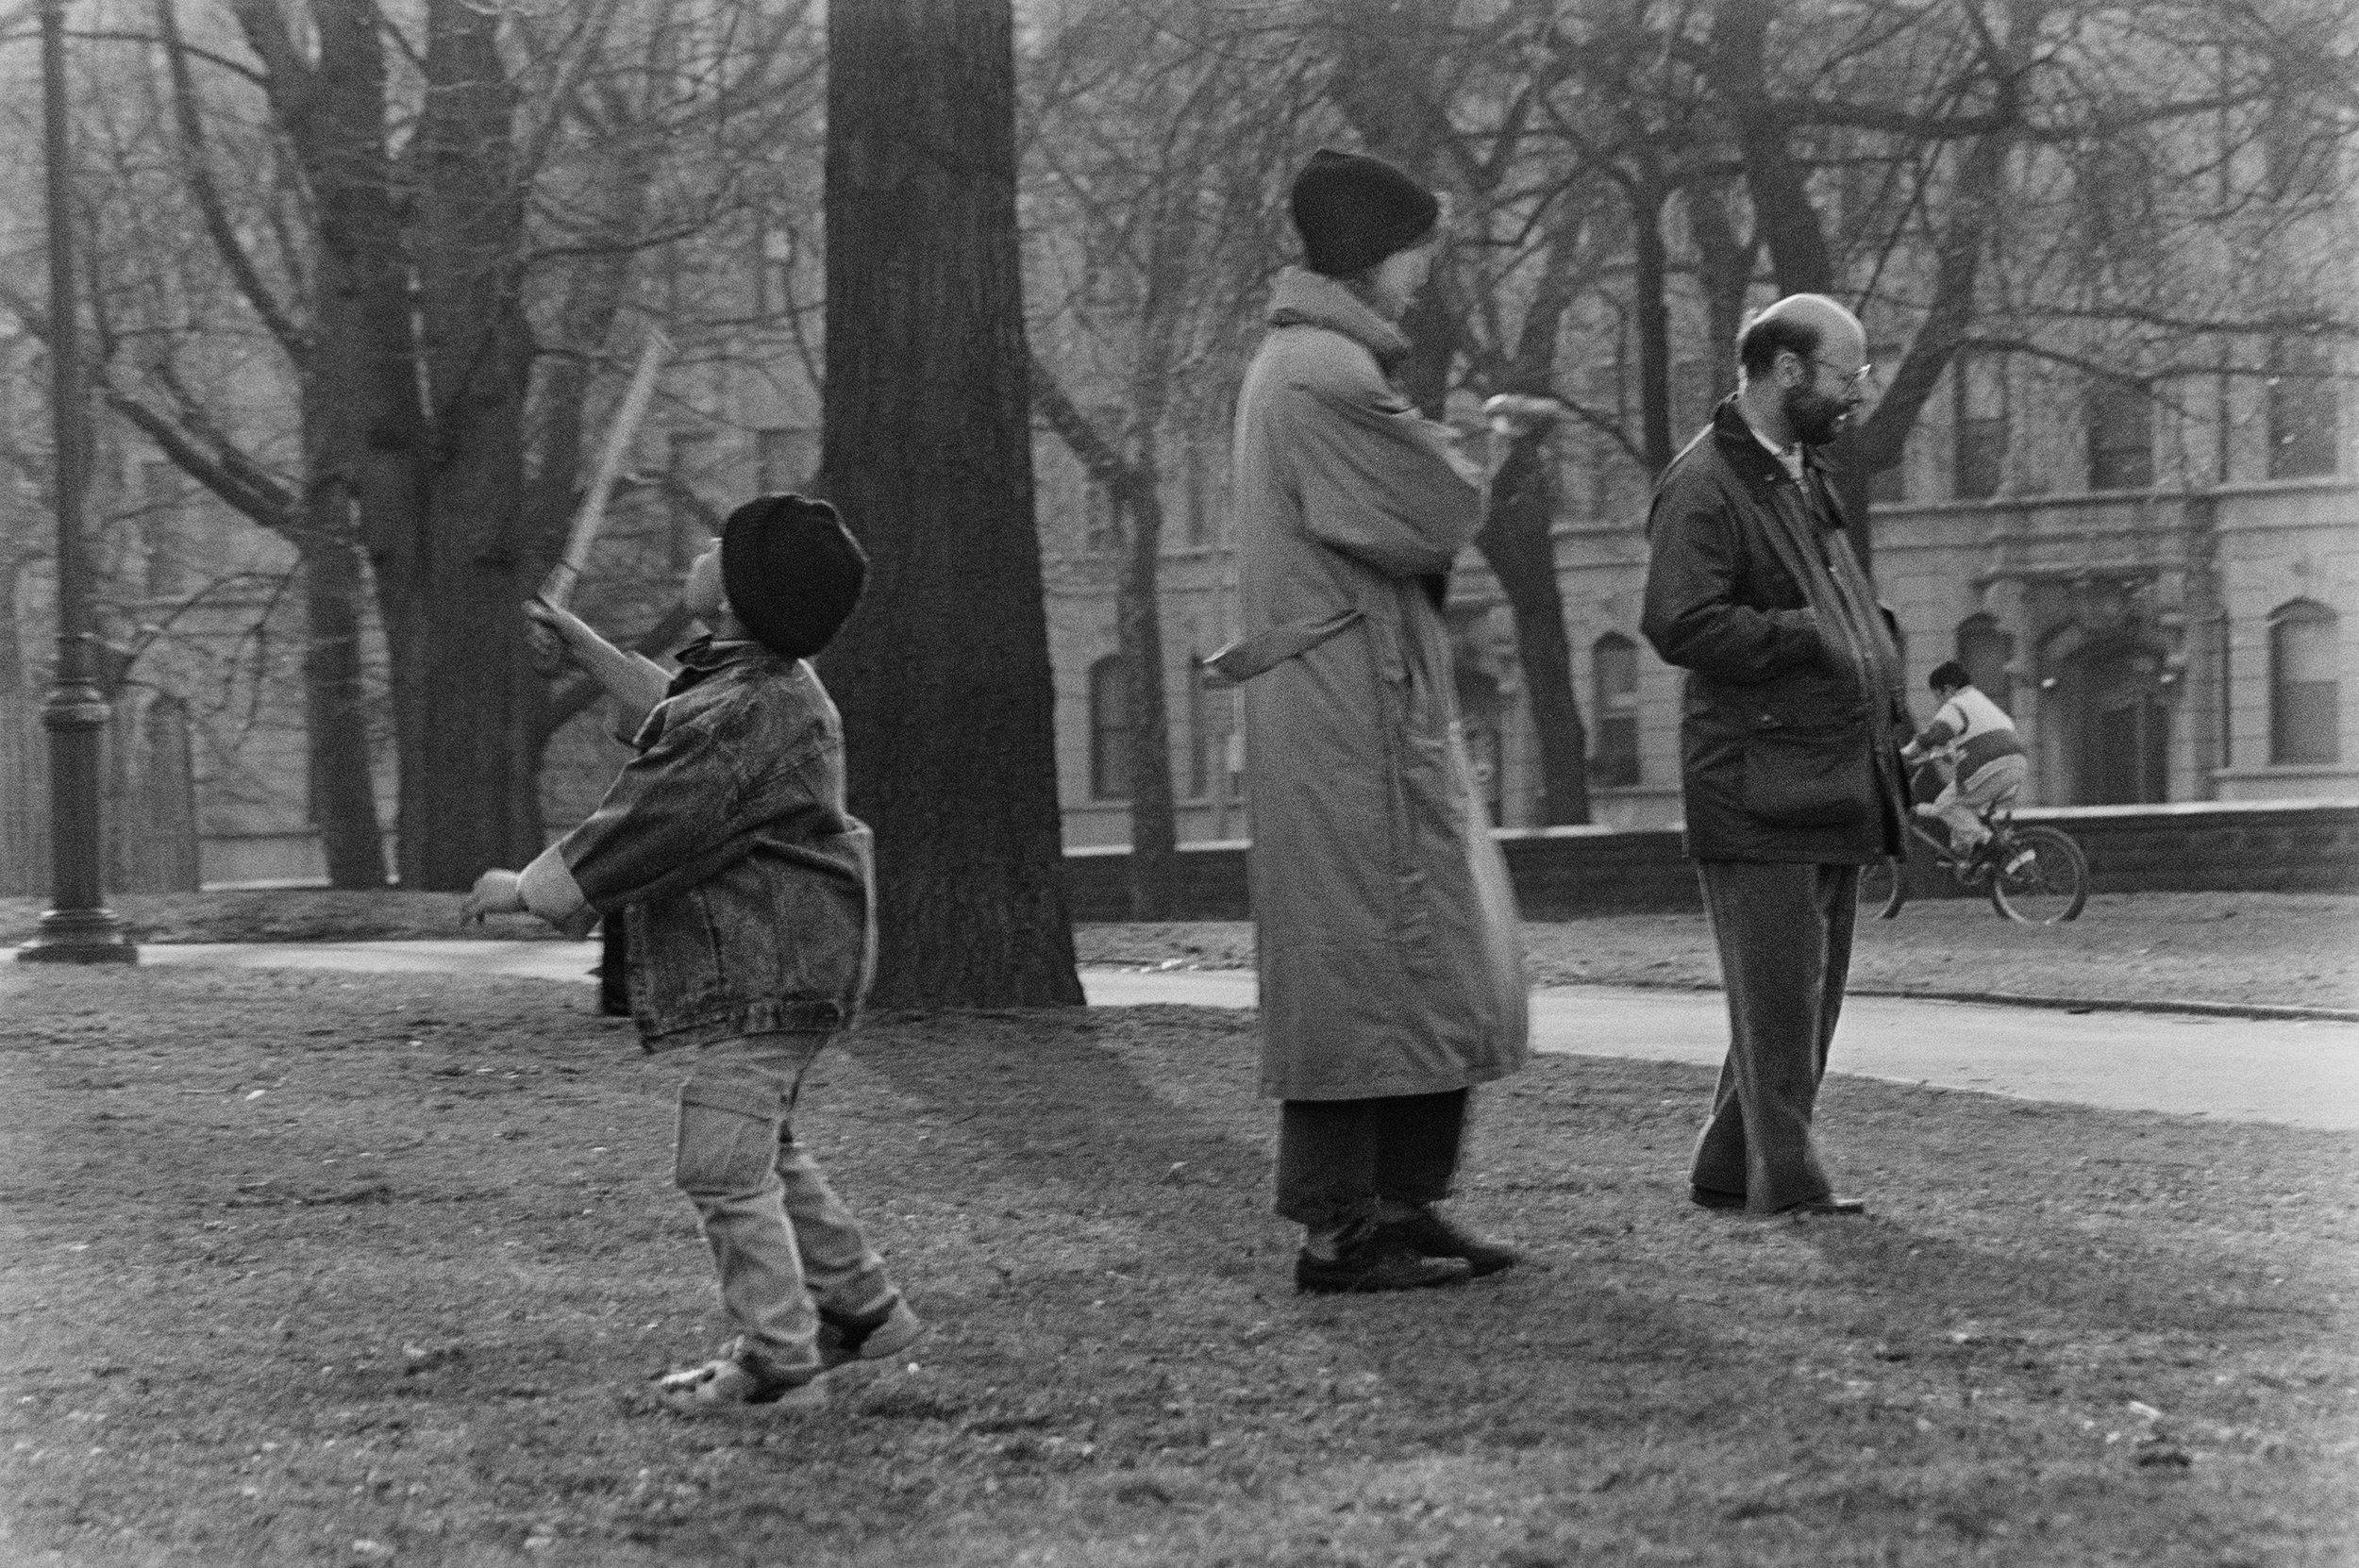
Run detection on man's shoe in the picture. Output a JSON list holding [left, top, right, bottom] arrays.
[[1295, 1226, 1472, 1293], [1777, 1194, 1866, 1217], [1689, 1185, 1747, 1211], [1372, 1207, 1520, 1276], [818, 1296, 926, 1369]]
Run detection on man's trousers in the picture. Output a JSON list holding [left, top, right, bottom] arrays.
[[1689, 860, 1860, 1214]]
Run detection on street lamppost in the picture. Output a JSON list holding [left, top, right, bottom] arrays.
[[19, 0, 133, 964]]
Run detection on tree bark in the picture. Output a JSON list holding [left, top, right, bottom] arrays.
[[1685, 175, 1758, 409], [819, 0, 1082, 1008], [1475, 433, 1589, 826], [1709, 0, 1835, 297], [1629, 173, 1676, 475], [1113, 443, 1179, 920], [394, 0, 539, 888], [1030, 359, 1179, 919], [299, 515, 387, 888]]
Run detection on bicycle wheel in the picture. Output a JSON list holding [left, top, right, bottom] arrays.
[[1987, 825, 2088, 925], [1856, 856, 1906, 919]]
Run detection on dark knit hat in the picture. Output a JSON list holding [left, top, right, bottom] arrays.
[[1288, 148, 1441, 278], [718, 493, 867, 660]]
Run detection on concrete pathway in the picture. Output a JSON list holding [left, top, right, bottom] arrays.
[[133, 942, 2359, 1132]]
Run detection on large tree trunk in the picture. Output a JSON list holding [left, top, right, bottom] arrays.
[[818, 0, 1081, 1008], [393, 0, 539, 888], [1476, 434, 1589, 826]]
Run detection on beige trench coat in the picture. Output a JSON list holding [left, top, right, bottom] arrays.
[[1220, 270, 1530, 1101]]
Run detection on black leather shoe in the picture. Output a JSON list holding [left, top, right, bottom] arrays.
[[1295, 1225, 1472, 1293], [1373, 1208, 1520, 1276], [1689, 1186, 1747, 1211], [1778, 1194, 1866, 1217]]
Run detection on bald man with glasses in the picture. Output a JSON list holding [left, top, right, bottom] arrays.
[[1639, 293, 1913, 1218]]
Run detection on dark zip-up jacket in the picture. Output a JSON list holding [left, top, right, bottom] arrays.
[[1639, 398, 1913, 864]]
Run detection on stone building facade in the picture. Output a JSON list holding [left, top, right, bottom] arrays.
[[1043, 375, 2358, 848]]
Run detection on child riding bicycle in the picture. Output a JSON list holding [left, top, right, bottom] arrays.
[[1899, 661, 2031, 874]]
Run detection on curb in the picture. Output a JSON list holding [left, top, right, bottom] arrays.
[[1090, 969, 2359, 1026], [1844, 986, 2359, 1026], [1543, 975, 2359, 1026]]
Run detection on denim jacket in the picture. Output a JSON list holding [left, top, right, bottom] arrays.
[[520, 637, 876, 1051]]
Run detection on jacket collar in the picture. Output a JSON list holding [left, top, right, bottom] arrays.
[[1710, 396, 1841, 492], [1267, 267, 1412, 369], [671, 634, 785, 692]]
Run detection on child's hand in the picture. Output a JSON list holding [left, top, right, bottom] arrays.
[[523, 598, 594, 678], [461, 869, 527, 925]]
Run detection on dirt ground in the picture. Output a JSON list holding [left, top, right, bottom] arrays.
[[3, 964, 2354, 1566], [4, 889, 2353, 1011]]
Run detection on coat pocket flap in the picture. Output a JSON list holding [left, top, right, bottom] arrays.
[[1205, 609, 1364, 686]]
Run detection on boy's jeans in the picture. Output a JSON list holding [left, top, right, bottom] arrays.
[[1927, 754, 2027, 852], [673, 1030, 892, 1376]]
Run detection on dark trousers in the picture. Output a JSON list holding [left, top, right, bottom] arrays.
[[1690, 860, 1860, 1214], [1275, 1090, 1467, 1229]]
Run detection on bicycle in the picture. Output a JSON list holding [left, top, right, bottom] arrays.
[[1858, 798, 2089, 925]]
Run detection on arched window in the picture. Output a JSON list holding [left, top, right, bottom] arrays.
[[2270, 600, 2340, 765], [1591, 633, 1641, 788], [1089, 655, 1130, 799], [1955, 614, 2015, 710]]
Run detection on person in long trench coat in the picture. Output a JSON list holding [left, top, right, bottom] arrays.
[[1213, 150, 1531, 1294]]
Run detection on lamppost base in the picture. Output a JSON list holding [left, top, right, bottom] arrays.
[[17, 909, 139, 963]]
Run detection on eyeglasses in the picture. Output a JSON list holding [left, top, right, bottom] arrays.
[[1811, 356, 1877, 395]]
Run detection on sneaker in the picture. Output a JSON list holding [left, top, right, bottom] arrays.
[[1295, 1222, 1472, 1294], [656, 1346, 826, 1411], [1369, 1207, 1520, 1277], [817, 1295, 926, 1369], [2003, 848, 2037, 876]]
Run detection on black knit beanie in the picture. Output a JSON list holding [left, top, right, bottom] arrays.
[[718, 493, 867, 661], [1288, 148, 1441, 278]]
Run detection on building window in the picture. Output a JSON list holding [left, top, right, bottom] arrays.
[[1865, 342, 1905, 503], [1591, 632, 1640, 787], [1952, 354, 2007, 501], [1089, 654, 1130, 799], [2270, 599, 2339, 765], [2267, 336, 2339, 480], [1956, 614, 2015, 710], [2086, 378, 2153, 492]]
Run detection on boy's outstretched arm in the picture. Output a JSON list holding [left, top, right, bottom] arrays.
[[525, 599, 672, 736]]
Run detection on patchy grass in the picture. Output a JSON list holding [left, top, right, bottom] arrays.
[[6, 889, 2354, 1012], [3, 965, 2353, 1566], [1080, 891, 2359, 1013]]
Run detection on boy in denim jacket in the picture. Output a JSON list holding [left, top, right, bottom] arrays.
[[464, 494, 920, 1409]]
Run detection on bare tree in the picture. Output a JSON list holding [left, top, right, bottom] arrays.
[[65, 0, 817, 889], [1025, 0, 1327, 909], [819, 0, 1082, 1008]]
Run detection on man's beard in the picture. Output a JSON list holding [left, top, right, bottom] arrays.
[[1782, 384, 1850, 448]]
